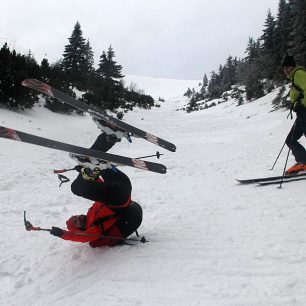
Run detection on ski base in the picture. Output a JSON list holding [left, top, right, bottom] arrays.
[[237, 172, 306, 184], [257, 177, 306, 186]]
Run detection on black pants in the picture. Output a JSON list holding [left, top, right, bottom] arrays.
[[286, 108, 306, 163], [71, 168, 132, 206], [71, 133, 132, 206], [90, 133, 119, 152]]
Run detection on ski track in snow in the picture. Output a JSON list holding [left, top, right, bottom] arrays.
[[1, 84, 306, 306]]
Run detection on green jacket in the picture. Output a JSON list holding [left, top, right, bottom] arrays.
[[288, 66, 306, 110]]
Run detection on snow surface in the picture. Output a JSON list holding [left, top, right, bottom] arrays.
[[123, 74, 201, 100], [1, 77, 306, 306]]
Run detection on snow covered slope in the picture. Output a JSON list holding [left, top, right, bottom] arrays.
[[0, 78, 306, 306], [123, 74, 201, 99]]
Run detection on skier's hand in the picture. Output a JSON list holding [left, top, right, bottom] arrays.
[[293, 102, 304, 112], [81, 167, 101, 181], [50, 226, 64, 237], [74, 165, 83, 172]]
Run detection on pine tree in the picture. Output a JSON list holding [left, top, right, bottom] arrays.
[[274, 0, 291, 60], [84, 39, 94, 72], [83, 39, 95, 87], [62, 21, 88, 87], [44, 60, 76, 113], [94, 45, 125, 109], [0, 43, 12, 106], [40, 58, 50, 82], [244, 62, 264, 101], [0, 43, 39, 109], [207, 71, 222, 99], [245, 37, 261, 63], [222, 55, 238, 90], [238, 38, 264, 100], [272, 85, 289, 109], [259, 10, 278, 80], [184, 87, 193, 98], [203, 74, 208, 87], [290, 0, 306, 66], [96, 45, 124, 80], [260, 9, 276, 53]]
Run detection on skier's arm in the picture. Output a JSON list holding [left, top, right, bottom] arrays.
[[50, 226, 102, 243]]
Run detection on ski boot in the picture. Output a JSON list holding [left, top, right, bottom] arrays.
[[91, 116, 132, 143], [69, 153, 117, 172], [285, 162, 306, 175]]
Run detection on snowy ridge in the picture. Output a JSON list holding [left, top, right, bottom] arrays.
[[0, 78, 306, 306]]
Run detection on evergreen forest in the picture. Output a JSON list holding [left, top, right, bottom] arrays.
[[185, 0, 306, 112], [0, 21, 154, 117]]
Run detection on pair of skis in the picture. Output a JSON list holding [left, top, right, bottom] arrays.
[[0, 79, 176, 174], [237, 172, 306, 186]]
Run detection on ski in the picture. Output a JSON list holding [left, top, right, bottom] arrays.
[[237, 172, 306, 184], [257, 177, 306, 186], [22, 79, 176, 152], [0, 126, 167, 174]]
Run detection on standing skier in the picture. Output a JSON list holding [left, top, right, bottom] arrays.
[[50, 127, 143, 247], [282, 54, 306, 174]]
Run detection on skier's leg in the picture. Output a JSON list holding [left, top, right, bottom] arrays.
[[286, 118, 306, 163], [92, 117, 129, 143], [71, 124, 128, 203], [90, 132, 120, 152], [71, 168, 132, 205]]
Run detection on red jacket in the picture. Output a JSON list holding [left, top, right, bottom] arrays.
[[60, 197, 131, 247]]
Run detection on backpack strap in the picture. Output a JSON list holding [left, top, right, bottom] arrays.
[[292, 70, 304, 103], [90, 214, 117, 232]]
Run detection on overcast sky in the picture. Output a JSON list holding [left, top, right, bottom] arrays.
[[0, 0, 279, 80]]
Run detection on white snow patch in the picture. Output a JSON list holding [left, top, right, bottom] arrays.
[[0, 79, 306, 306]]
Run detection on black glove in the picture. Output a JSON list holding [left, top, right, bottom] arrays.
[[50, 226, 64, 237], [293, 101, 305, 113], [74, 165, 83, 172]]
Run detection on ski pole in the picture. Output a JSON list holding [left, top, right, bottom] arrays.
[[278, 120, 297, 188], [270, 141, 286, 170], [24, 211, 50, 231], [136, 151, 162, 159], [278, 147, 291, 189], [23, 211, 148, 243], [53, 165, 80, 174], [271, 119, 296, 171]]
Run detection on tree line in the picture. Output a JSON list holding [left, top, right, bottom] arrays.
[[185, 0, 306, 112], [0, 21, 154, 117]]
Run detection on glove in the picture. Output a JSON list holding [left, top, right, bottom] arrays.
[[50, 226, 64, 237], [74, 165, 83, 172], [293, 101, 305, 112], [81, 167, 101, 181]]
